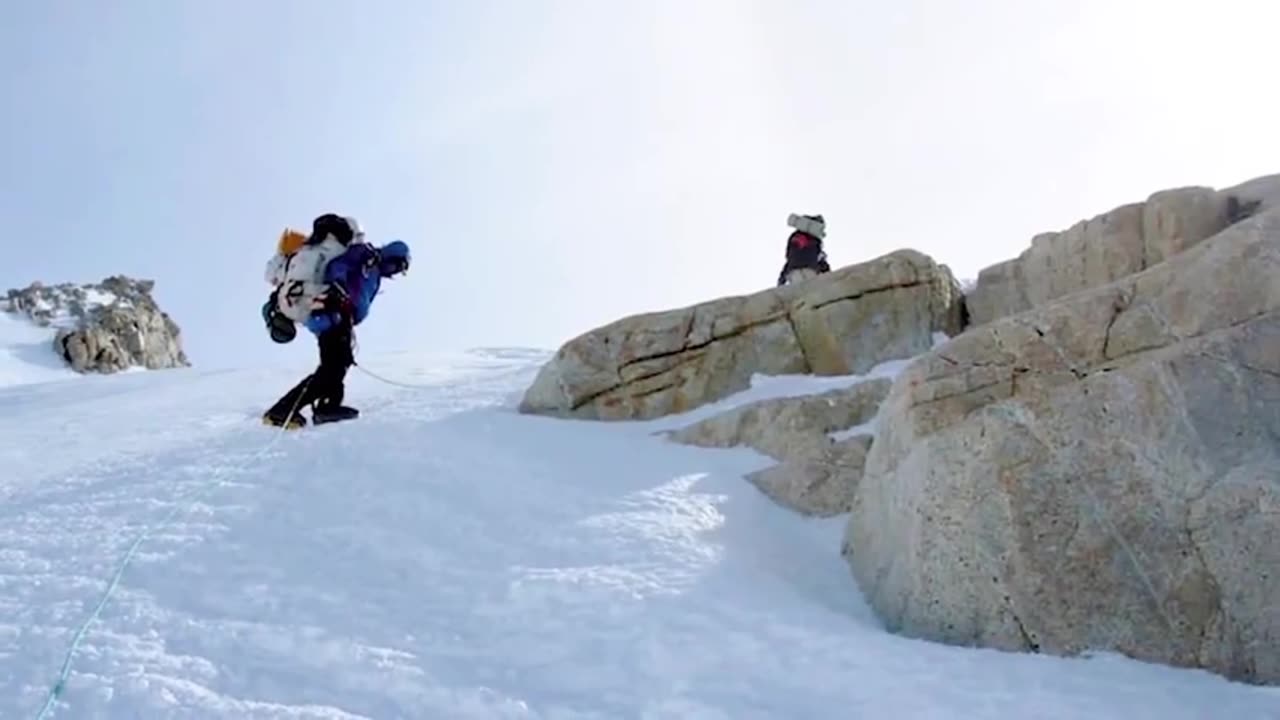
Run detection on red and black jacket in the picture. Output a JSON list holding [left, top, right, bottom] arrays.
[[777, 231, 830, 285]]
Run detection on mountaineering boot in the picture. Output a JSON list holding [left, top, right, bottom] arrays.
[[312, 404, 359, 424], [262, 407, 307, 429]]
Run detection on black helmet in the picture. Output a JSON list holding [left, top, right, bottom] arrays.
[[310, 213, 358, 245]]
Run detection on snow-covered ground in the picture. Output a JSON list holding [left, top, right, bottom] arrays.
[[2, 343, 1278, 719], [0, 312, 79, 388]]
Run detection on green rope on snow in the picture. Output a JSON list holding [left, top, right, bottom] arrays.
[[32, 377, 311, 719], [353, 362, 436, 389]]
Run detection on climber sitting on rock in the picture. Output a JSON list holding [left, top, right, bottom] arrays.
[[261, 213, 411, 428], [777, 213, 831, 286]]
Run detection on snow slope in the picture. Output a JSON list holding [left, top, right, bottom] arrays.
[[0, 311, 78, 388], [2, 348, 1278, 719]]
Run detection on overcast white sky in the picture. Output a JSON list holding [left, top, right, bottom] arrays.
[[2, 0, 1277, 368]]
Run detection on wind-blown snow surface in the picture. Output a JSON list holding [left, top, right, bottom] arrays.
[[0, 311, 78, 387], [2, 348, 1278, 719]]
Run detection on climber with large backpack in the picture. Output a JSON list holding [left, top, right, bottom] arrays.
[[260, 213, 411, 429], [777, 213, 831, 286]]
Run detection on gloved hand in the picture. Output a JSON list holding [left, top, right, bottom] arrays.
[[324, 284, 352, 314], [309, 283, 352, 329]]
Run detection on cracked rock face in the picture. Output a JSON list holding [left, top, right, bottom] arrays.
[[967, 173, 1280, 327], [519, 250, 963, 420], [4, 276, 190, 374], [664, 378, 892, 516], [844, 207, 1280, 684]]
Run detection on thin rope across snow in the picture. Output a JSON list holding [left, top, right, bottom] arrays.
[[33, 377, 312, 720], [353, 362, 437, 389]]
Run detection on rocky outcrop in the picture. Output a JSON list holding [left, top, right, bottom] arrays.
[[519, 250, 963, 421], [4, 276, 189, 374], [664, 378, 891, 458], [746, 434, 874, 517], [967, 173, 1280, 327], [665, 378, 892, 516], [670, 379, 890, 512], [843, 205, 1280, 684]]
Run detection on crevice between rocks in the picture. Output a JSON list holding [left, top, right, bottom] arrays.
[[1101, 288, 1135, 360], [913, 308, 1277, 415], [784, 310, 816, 375], [1010, 606, 1041, 652], [1183, 523, 1227, 663], [1010, 366, 1030, 395], [1198, 351, 1280, 382], [633, 379, 681, 401], [612, 310, 783, 376], [1011, 316, 1089, 379], [807, 279, 927, 312], [912, 377, 1012, 407], [572, 349, 709, 411]]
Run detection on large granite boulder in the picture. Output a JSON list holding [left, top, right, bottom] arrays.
[[664, 378, 892, 516], [843, 206, 1280, 684], [967, 173, 1280, 326], [519, 250, 963, 420], [4, 276, 190, 374]]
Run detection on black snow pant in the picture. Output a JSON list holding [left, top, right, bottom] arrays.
[[266, 317, 354, 419]]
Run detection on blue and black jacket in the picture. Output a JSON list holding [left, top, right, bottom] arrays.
[[304, 240, 410, 335]]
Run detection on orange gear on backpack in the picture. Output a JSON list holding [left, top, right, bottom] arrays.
[[278, 228, 307, 256]]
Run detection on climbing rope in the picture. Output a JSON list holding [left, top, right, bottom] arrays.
[[353, 362, 438, 389], [32, 377, 313, 720], [348, 329, 437, 390], [33, 360, 436, 716]]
